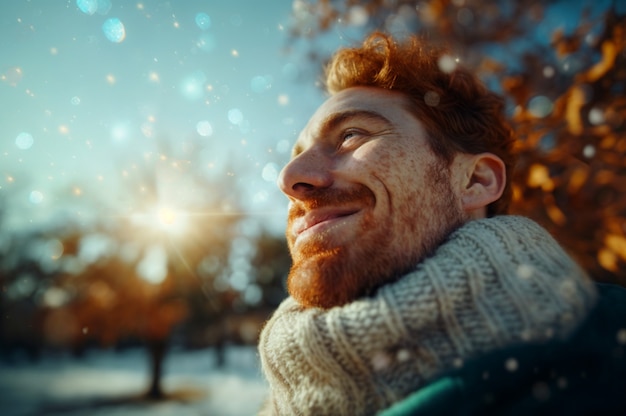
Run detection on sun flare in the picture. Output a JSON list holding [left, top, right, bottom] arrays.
[[157, 206, 177, 226], [135, 204, 188, 236], [154, 205, 187, 234]]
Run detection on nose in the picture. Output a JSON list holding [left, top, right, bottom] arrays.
[[278, 148, 333, 199]]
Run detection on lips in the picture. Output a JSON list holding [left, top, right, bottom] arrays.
[[291, 207, 359, 238], [287, 185, 375, 245]]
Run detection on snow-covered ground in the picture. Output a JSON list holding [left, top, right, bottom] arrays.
[[0, 346, 268, 416]]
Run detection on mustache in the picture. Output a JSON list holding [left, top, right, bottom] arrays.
[[288, 186, 375, 218]]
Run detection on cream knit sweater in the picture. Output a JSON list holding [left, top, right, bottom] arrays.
[[258, 216, 597, 416]]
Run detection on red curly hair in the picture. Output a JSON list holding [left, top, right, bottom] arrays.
[[325, 32, 516, 216]]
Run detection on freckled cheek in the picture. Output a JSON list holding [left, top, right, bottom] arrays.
[[350, 144, 395, 174], [376, 148, 421, 186], [346, 145, 423, 202], [386, 156, 428, 216]]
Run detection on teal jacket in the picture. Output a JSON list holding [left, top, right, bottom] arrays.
[[381, 283, 626, 416]]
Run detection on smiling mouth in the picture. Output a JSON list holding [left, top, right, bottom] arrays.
[[292, 208, 359, 239]]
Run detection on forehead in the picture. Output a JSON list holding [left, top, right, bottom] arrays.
[[295, 87, 414, 148], [316, 86, 410, 115]]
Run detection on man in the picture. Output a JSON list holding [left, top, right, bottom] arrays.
[[258, 32, 625, 415]]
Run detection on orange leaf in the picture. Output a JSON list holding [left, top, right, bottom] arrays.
[[527, 163, 554, 191], [567, 166, 589, 194], [598, 248, 618, 272], [565, 86, 585, 135], [584, 40, 617, 82], [546, 203, 566, 226], [605, 234, 626, 262]]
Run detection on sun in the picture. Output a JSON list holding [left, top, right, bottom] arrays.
[[152, 205, 188, 236], [157, 206, 177, 226]]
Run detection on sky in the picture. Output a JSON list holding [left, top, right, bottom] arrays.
[[1, 0, 620, 240], [0, 0, 330, 237]]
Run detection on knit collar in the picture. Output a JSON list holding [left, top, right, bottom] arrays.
[[259, 216, 597, 416]]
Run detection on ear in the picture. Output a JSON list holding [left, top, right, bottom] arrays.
[[457, 153, 506, 217]]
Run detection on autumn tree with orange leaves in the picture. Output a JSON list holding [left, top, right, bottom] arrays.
[[286, 0, 626, 286]]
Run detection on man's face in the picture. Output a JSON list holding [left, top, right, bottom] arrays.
[[279, 87, 467, 309]]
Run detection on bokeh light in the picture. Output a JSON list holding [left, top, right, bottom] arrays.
[[261, 163, 279, 182], [102, 18, 126, 43], [1, 67, 23, 86], [137, 244, 168, 284], [195, 12, 211, 30], [29, 190, 44, 204], [437, 55, 458, 73], [528, 96, 554, 118], [76, 0, 98, 16], [15, 132, 34, 150], [77, 0, 112, 15], [251, 75, 273, 93], [196, 120, 213, 137], [348, 5, 369, 26], [180, 71, 207, 100], [228, 108, 243, 125], [196, 32, 217, 52]]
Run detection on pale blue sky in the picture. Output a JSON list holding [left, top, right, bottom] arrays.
[[0, 0, 617, 238], [0, 0, 329, 235]]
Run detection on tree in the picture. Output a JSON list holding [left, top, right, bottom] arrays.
[[63, 140, 245, 398], [286, 0, 626, 286], [0, 227, 57, 362], [250, 230, 291, 310], [1, 131, 252, 399]]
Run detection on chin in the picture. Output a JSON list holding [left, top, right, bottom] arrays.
[[287, 222, 466, 309], [287, 243, 403, 309], [287, 248, 352, 309]]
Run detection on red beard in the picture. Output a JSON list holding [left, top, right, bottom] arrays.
[[285, 163, 464, 310], [286, 185, 396, 309]]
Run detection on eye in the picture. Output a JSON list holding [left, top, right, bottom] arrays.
[[336, 128, 371, 152], [341, 129, 363, 142]]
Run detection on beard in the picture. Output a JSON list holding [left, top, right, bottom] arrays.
[[286, 161, 467, 309]]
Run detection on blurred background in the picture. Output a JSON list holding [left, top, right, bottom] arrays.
[[1, 0, 624, 414]]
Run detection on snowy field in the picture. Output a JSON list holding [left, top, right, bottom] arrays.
[[0, 346, 268, 416]]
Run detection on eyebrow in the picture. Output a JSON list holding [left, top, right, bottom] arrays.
[[293, 109, 393, 156]]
